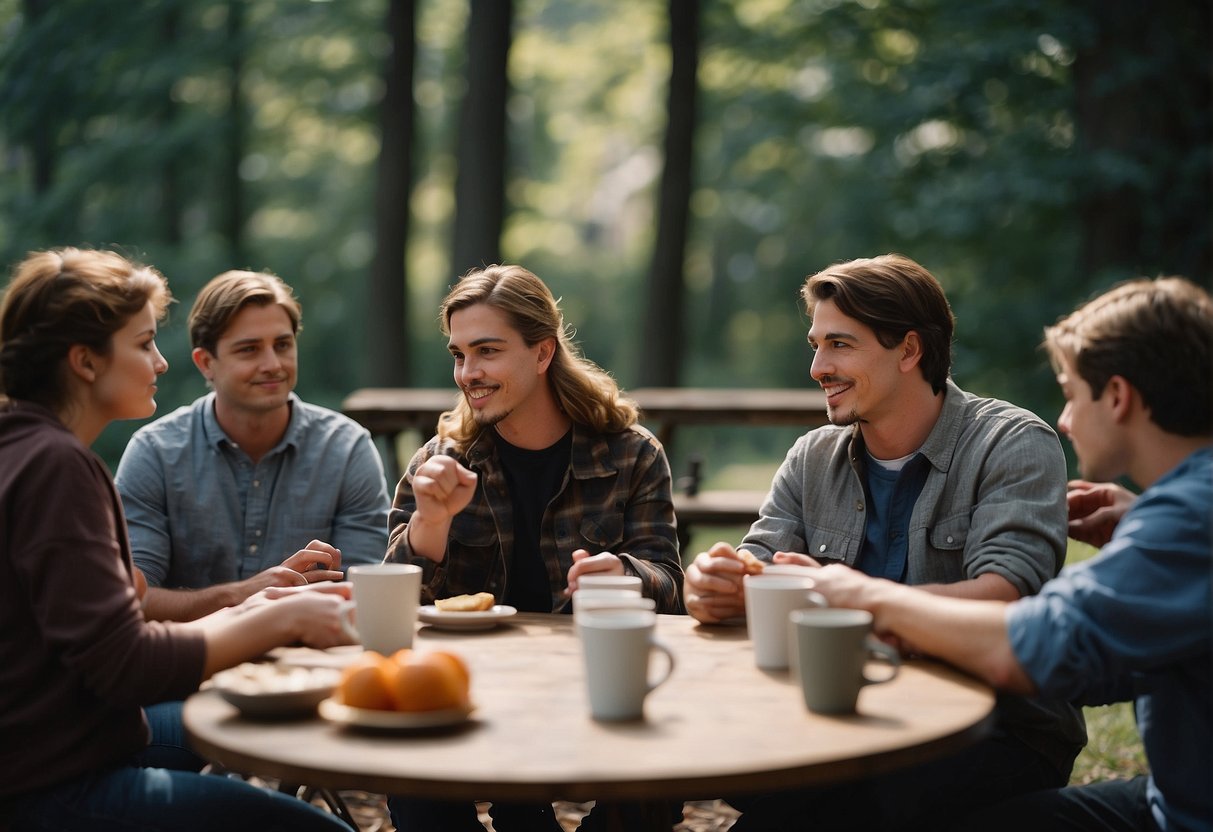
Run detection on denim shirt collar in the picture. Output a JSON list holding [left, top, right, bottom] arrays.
[[200, 391, 302, 456]]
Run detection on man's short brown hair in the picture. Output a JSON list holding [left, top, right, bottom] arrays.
[[1045, 276, 1212, 437], [803, 254, 955, 394], [188, 270, 302, 354]]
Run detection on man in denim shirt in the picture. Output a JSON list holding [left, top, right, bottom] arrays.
[[384, 265, 683, 832], [809, 276, 1211, 832], [685, 254, 1085, 829], [116, 270, 389, 622]]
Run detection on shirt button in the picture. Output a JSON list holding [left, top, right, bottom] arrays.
[[253, 480, 261, 488], [946, 535, 954, 544], [855, 500, 864, 511], [249, 544, 258, 553], [818, 544, 827, 553], [255, 530, 262, 537]]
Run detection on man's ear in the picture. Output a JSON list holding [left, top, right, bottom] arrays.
[[192, 347, 215, 381], [1104, 375, 1136, 423], [536, 338, 557, 374], [898, 331, 924, 374], [66, 344, 97, 382]]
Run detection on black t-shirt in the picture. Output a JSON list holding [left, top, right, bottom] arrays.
[[495, 428, 573, 612]]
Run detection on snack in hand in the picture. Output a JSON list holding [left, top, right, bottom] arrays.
[[435, 591, 496, 612], [738, 548, 766, 575]]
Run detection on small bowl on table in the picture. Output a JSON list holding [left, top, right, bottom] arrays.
[[211, 663, 342, 719]]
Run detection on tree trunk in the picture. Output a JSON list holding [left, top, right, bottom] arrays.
[[22, 0, 54, 199], [368, 0, 417, 387], [1072, 0, 1212, 286], [449, 0, 513, 281], [640, 0, 700, 386], [223, 0, 246, 266], [155, 3, 182, 245]]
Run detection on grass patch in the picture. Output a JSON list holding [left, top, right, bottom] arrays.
[[1065, 541, 1148, 785]]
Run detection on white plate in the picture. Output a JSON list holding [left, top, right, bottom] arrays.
[[318, 698, 475, 731], [418, 604, 517, 631]]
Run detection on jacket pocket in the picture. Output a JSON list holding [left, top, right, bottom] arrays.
[[579, 513, 625, 550], [802, 524, 861, 565], [929, 515, 970, 553]]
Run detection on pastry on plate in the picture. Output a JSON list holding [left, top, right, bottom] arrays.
[[434, 591, 496, 612]]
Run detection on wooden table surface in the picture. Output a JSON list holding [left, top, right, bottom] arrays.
[[185, 613, 994, 810]]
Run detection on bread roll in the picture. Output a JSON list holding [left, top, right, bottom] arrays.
[[435, 591, 496, 612]]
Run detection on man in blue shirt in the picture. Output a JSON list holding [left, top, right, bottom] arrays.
[[809, 275, 1212, 831], [116, 270, 389, 622]]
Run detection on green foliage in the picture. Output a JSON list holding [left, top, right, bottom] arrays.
[[1, 0, 1207, 474]]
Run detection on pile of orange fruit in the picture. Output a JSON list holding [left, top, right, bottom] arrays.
[[337, 649, 471, 712]]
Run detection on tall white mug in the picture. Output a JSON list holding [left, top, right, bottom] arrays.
[[578, 609, 675, 721], [576, 574, 642, 594], [744, 574, 827, 670], [339, 563, 422, 655]]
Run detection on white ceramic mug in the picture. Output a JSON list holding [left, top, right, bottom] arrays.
[[573, 594, 656, 624], [578, 609, 675, 721], [576, 574, 643, 593], [339, 563, 422, 655], [743, 574, 827, 670], [789, 607, 900, 714]]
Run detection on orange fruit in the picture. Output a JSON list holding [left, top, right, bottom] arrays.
[[385, 650, 470, 712], [337, 652, 396, 711], [427, 651, 471, 693]]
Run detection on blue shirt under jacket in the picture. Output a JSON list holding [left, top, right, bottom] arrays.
[[1008, 447, 1213, 832]]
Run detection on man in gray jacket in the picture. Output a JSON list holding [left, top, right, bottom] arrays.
[[684, 253, 1085, 830]]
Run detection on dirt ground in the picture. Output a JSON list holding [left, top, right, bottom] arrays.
[[337, 793, 740, 831]]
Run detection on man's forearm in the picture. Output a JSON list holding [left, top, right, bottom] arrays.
[[870, 582, 1035, 694], [403, 516, 452, 563], [142, 584, 243, 622], [916, 571, 1022, 602]]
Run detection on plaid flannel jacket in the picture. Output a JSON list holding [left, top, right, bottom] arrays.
[[386, 423, 685, 614]]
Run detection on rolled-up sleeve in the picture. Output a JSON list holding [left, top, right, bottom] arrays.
[[114, 433, 173, 587], [962, 418, 1068, 595], [330, 430, 391, 566]]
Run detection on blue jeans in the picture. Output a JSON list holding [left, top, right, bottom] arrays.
[[8, 703, 349, 832], [950, 775, 1158, 832], [727, 735, 1068, 832]]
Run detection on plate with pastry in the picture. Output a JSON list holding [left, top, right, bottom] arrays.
[[419, 592, 517, 631]]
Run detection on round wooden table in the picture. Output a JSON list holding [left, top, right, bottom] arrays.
[[185, 613, 994, 828]]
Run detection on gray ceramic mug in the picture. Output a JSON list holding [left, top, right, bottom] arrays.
[[789, 607, 900, 714]]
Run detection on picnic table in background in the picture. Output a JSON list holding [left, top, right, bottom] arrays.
[[341, 386, 828, 545]]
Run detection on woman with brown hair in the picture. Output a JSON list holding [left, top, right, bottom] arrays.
[[0, 248, 352, 831]]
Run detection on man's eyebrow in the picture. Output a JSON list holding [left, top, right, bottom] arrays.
[[807, 330, 858, 343], [449, 336, 508, 352]]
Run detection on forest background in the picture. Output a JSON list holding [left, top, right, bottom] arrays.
[[1, 0, 1209, 487], [2, 0, 1205, 797]]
